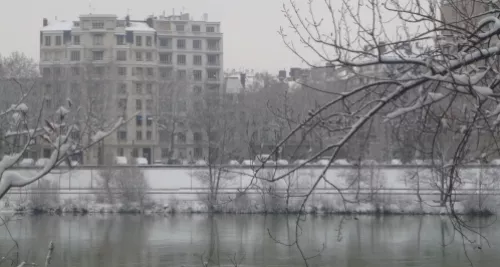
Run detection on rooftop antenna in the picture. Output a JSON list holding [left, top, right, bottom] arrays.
[[88, 0, 92, 14]]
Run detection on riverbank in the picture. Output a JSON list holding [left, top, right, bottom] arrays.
[[0, 198, 494, 216]]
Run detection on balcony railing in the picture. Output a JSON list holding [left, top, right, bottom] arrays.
[[207, 61, 220, 66]]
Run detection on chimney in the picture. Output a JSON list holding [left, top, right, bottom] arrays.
[[146, 17, 153, 28], [43, 18, 48, 27], [125, 15, 130, 27], [240, 73, 246, 88]]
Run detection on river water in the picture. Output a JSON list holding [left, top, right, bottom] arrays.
[[0, 214, 498, 266]]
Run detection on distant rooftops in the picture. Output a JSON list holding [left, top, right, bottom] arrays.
[[41, 12, 219, 33]]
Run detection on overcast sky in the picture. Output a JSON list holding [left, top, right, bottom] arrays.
[[0, 0, 317, 74]]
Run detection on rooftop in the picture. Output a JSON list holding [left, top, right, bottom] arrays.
[[126, 22, 155, 32], [41, 20, 73, 32], [79, 14, 117, 18]]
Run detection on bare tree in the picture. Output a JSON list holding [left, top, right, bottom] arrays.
[[191, 88, 240, 211], [0, 52, 134, 265], [247, 0, 500, 265], [156, 72, 193, 162]]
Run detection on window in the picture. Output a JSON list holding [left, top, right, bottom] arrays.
[[118, 98, 127, 108], [206, 26, 215, 32], [116, 35, 125, 45], [207, 40, 219, 50], [42, 68, 51, 78], [193, 40, 201, 50], [207, 69, 219, 81], [146, 116, 153, 126], [54, 67, 62, 77], [44, 98, 52, 109], [146, 99, 153, 110], [55, 36, 62, 46], [160, 68, 172, 79], [53, 51, 63, 61], [44, 36, 51, 46], [117, 148, 124, 156], [70, 51, 80, 61], [146, 83, 153, 94], [132, 148, 138, 157], [177, 39, 186, 49], [159, 38, 171, 48], [146, 52, 152, 61], [93, 34, 103, 45], [193, 85, 202, 94], [207, 54, 219, 65], [161, 148, 169, 158], [136, 131, 143, 140], [133, 67, 144, 76], [73, 35, 80, 45], [118, 67, 127, 76], [118, 84, 127, 94], [194, 132, 203, 142], [44, 84, 52, 95], [136, 83, 143, 94], [192, 25, 201, 32], [136, 115, 143, 126], [92, 21, 104, 29], [147, 68, 154, 76], [159, 53, 172, 64], [177, 54, 186, 65], [193, 70, 202, 81], [92, 51, 104, 61], [117, 50, 127, 61], [193, 55, 202, 65], [146, 36, 152, 46], [136, 52, 143, 61], [93, 66, 105, 76], [194, 147, 203, 158], [71, 67, 80, 76], [176, 24, 185, 31], [146, 131, 152, 140], [177, 70, 187, 80], [136, 36, 142, 46], [177, 133, 186, 143], [135, 99, 142, 110]]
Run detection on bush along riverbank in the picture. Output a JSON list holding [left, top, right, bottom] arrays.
[[0, 197, 496, 216], [2, 166, 498, 216]]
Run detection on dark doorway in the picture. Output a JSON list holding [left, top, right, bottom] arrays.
[[143, 148, 151, 164]]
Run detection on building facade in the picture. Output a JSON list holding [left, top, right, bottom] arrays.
[[39, 13, 223, 165]]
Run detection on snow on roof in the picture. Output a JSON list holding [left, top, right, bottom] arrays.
[[42, 20, 73, 32], [126, 22, 155, 33]]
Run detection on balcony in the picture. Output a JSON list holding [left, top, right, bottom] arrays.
[[207, 45, 220, 52], [206, 61, 221, 66]]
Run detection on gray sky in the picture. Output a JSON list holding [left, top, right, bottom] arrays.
[[0, 0, 311, 74]]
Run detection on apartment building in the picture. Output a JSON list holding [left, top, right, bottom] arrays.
[[39, 12, 223, 165]]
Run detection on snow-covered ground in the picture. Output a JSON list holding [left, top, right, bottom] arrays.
[[1, 166, 498, 215]]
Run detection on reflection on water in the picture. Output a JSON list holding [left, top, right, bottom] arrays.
[[0, 214, 498, 267]]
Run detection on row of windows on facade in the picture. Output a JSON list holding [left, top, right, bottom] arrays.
[[116, 129, 204, 143], [84, 20, 217, 33], [116, 147, 204, 159], [116, 129, 153, 141], [60, 50, 219, 65], [42, 66, 220, 81], [44, 34, 219, 50]]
